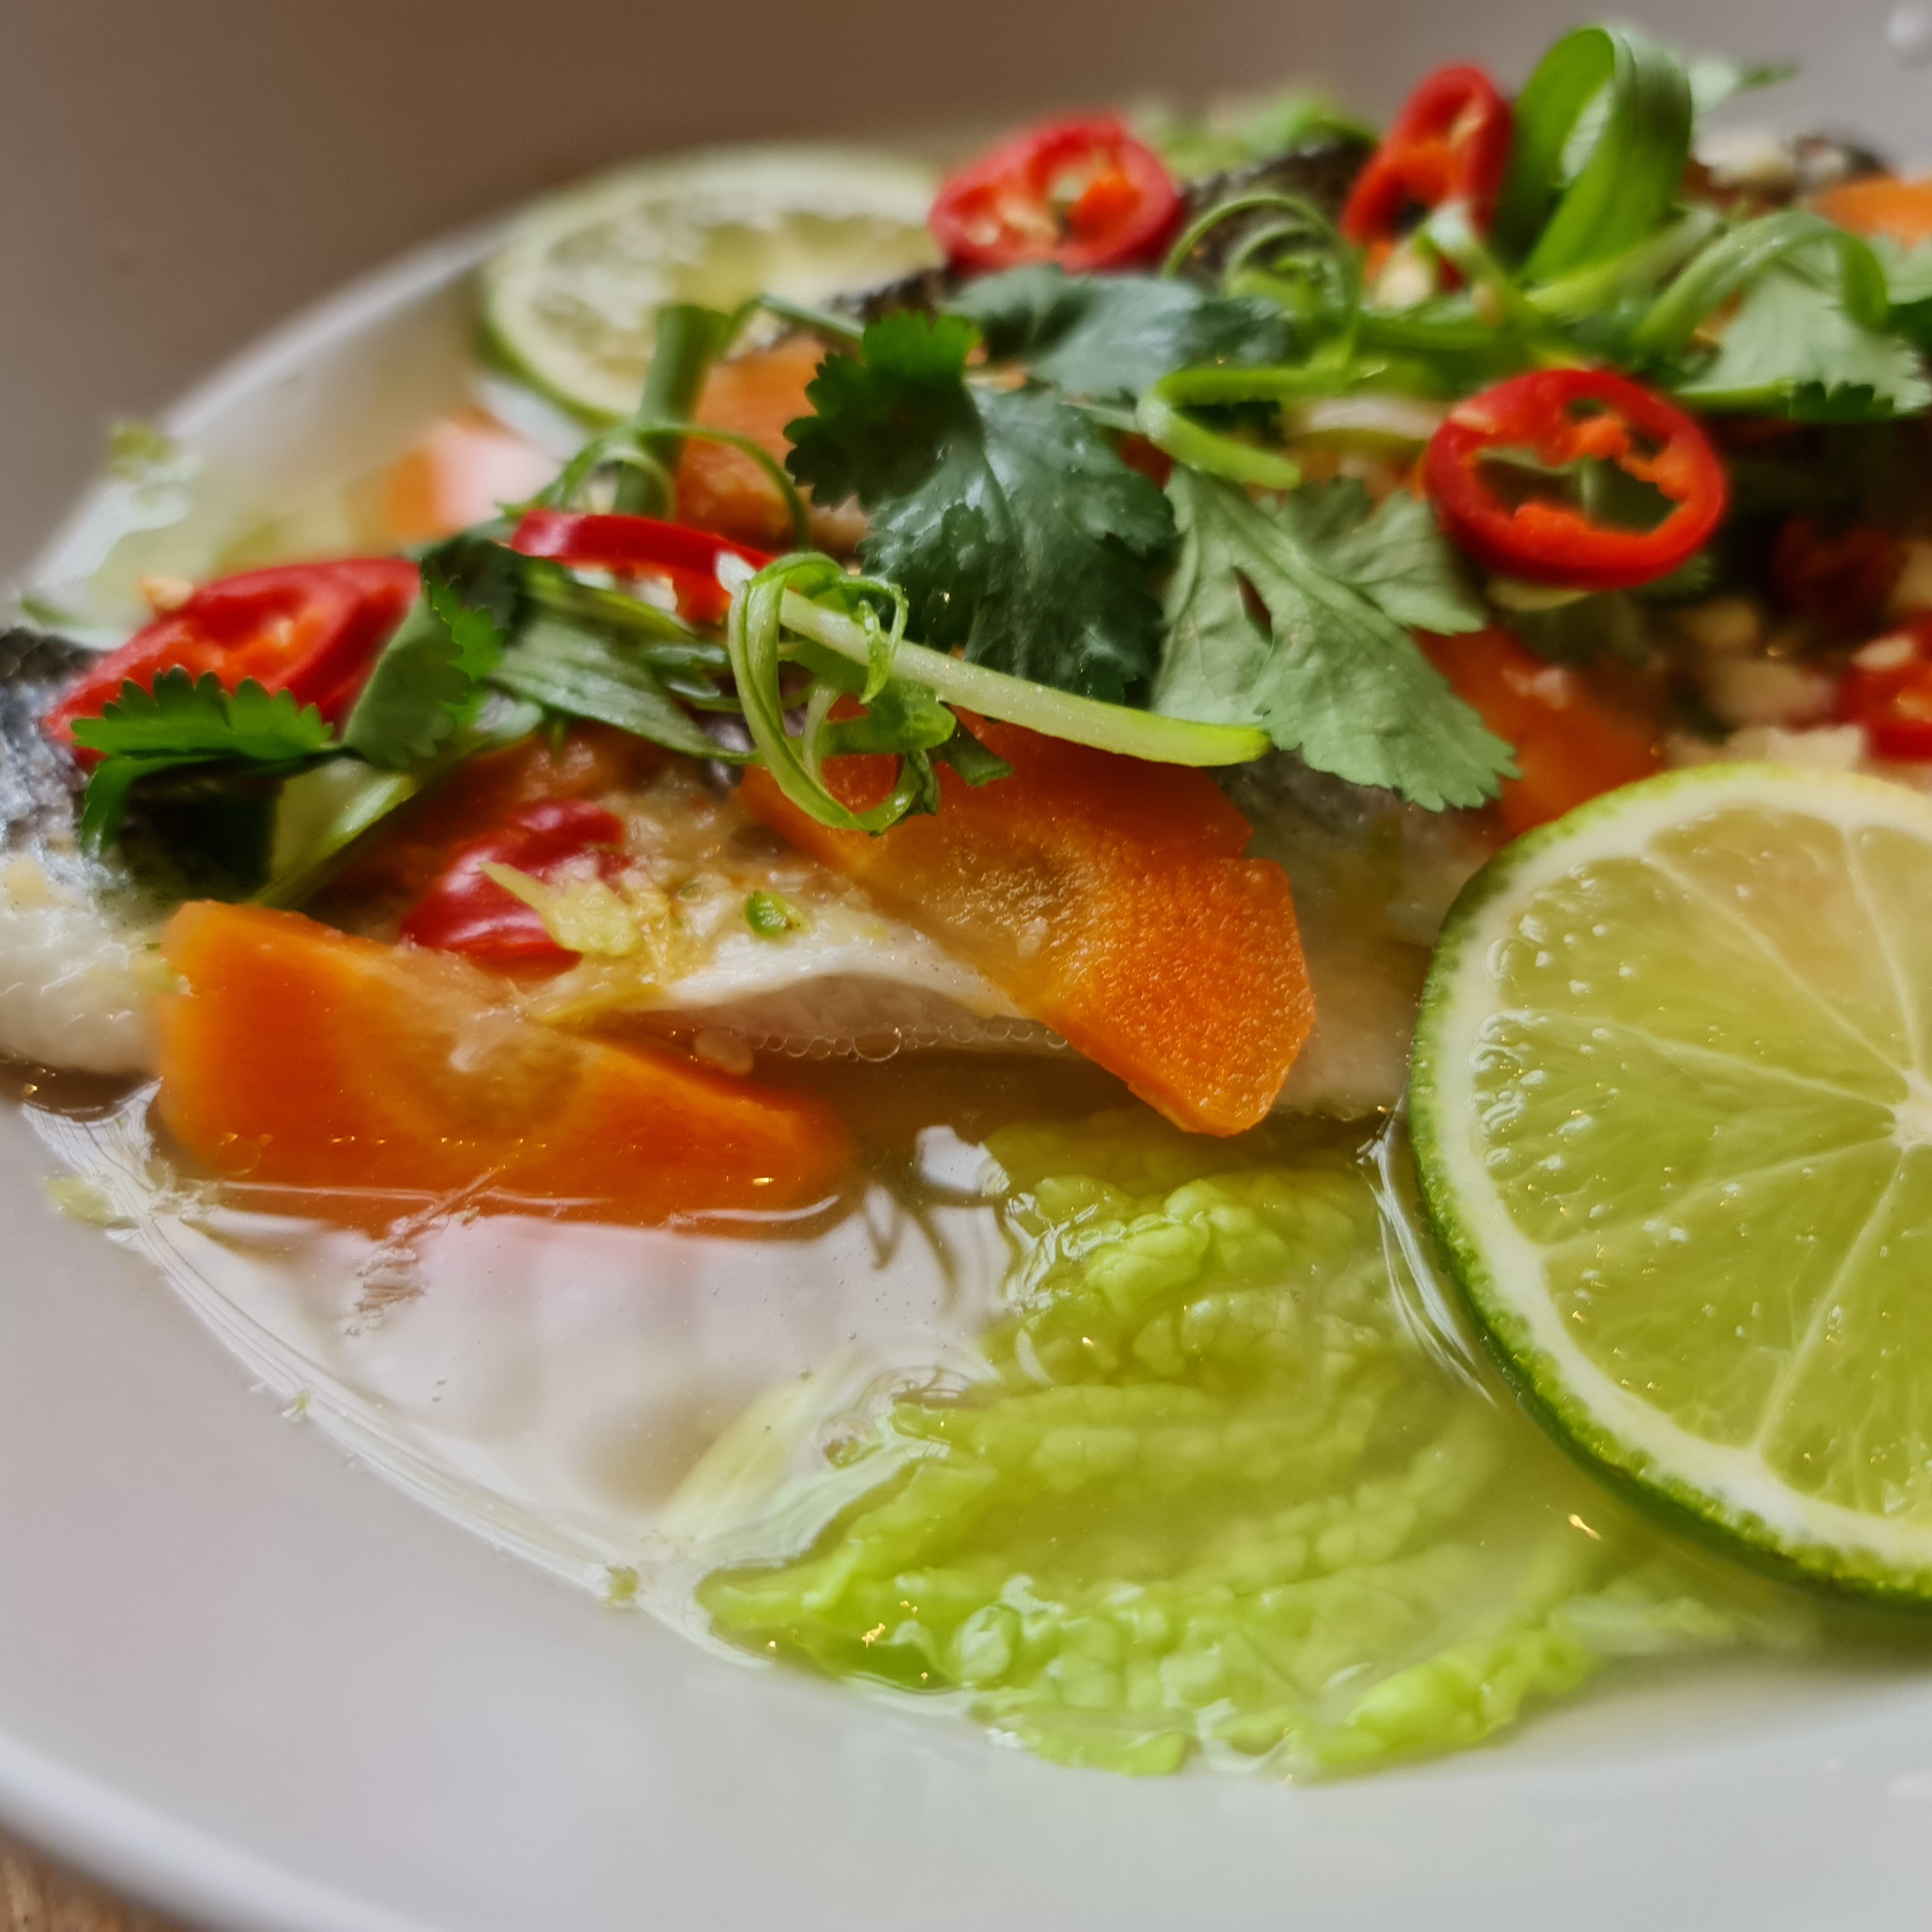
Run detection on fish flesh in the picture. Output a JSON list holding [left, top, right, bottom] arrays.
[[0, 630, 1475, 1117]]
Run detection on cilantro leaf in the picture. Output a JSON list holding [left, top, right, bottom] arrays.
[[71, 669, 334, 761], [343, 575, 506, 768], [1873, 234, 1932, 353], [488, 615, 732, 761], [1674, 257, 1932, 421], [1151, 470, 1512, 808], [786, 313, 1175, 703], [946, 265, 1292, 400], [71, 669, 334, 848], [1274, 479, 1488, 635]]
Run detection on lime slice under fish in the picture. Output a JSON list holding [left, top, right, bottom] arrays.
[[1410, 762, 1932, 1603], [480, 146, 942, 422]]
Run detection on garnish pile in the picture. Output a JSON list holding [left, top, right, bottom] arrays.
[[37, 21, 1932, 1117]]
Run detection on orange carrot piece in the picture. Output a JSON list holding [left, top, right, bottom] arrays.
[[677, 338, 865, 552], [156, 903, 853, 1223], [381, 413, 558, 546], [739, 721, 1312, 1136], [1419, 627, 1660, 837], [1814, 176, 1932, 245]]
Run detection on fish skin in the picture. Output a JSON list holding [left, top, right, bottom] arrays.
[[0, 627, 90, 874], [0, 625, 167, 1074], [1226, 752, 1494, 1120]]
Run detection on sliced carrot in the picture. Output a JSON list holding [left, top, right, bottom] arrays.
[[739, 721, 1312, 1136], [380, 412, 559, 546], [677, 338, 865, 553], [1813, 176, 1932, 246], [156, 903, 853, 1224], [1419, 627, 1661, 836]]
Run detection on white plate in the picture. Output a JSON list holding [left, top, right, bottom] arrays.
[[8, 136, 1932, 1932]]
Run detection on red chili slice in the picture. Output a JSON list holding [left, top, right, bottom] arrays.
[[1423, 369, 1727, 593], [508, 509, 772, 626], [1340, 64, 1513, 247], [929, 116, 1182, 276], [1836, 621, 1932, 759], [398, 799, 629, 966], [44, 559, 420, 754]]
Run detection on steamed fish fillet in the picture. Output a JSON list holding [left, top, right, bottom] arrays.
[[0, 630, 166, 1074], [639, 913, 1051, 1060], [0, 642, 1481, 1116], [502, 760, 1049, 1058]]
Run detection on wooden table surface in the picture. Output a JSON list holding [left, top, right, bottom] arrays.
[[1, 1834, 185, 1932]]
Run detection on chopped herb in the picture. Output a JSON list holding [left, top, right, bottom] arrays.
[[1275, 478, 1490, 635], [72, 670, 334, 848], [744, 890, 807, 939], [785, 313, 1176, 703], [1153, 469, 1512, 808], [488, 615, 736, 761], [1674, 258, 1932, 421], [343, 575, 508, 769], [947, 265, 1292, 400]]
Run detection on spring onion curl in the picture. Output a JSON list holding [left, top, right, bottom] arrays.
[[725, 553, 932, 834], [1493, 25, 1694, 281], [1628, 212, 1893, 362], [1420, 203, 1581, 363], [1164, 192, 1363, 347], [611, 301, 738, 515], [754, 293, 867, 351], [535, 420, 810, 545], [1151, 196, 1367, 478], [1526, 207, 1723, 324], [761, 573, 1271, 770], [1136, 378, 1303, 490]]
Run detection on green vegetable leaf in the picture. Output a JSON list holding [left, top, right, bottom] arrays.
[[930, 719, 1014, 788], [71, 669, 334, 848], [1152, 470, 1512, 808], [947, 265, 1292, 400], [1674, 258, 1932, 421], [1275, 479, 1488, 635], [786, 313, 1176, 703], [1495, 26, 1694, 281], [343, 575, 507, 768], [1873, 234, 1932, 351], [71, 670, 333, 762], [258, 759, 423, 909], [488, 615, 734, 761]]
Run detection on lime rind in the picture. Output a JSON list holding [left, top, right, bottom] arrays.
[[1411, 761, 1932, 1607], [480, 146, 941, 422]]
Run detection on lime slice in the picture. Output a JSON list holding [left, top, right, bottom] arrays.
[[1411, 762, 1932, 1602], [480, 147, 942, 421]]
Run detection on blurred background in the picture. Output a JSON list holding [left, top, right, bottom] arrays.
[[4, 0, 1929, 578]]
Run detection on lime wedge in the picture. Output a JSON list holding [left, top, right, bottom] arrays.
[[1412, 763, 1932, 1603], [480, 147, 941, 422]]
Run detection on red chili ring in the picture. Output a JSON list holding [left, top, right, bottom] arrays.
[[929, 116, 1182, 276], [1423, 368, 1728, 593], [1341, 64, 1513, 247]]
